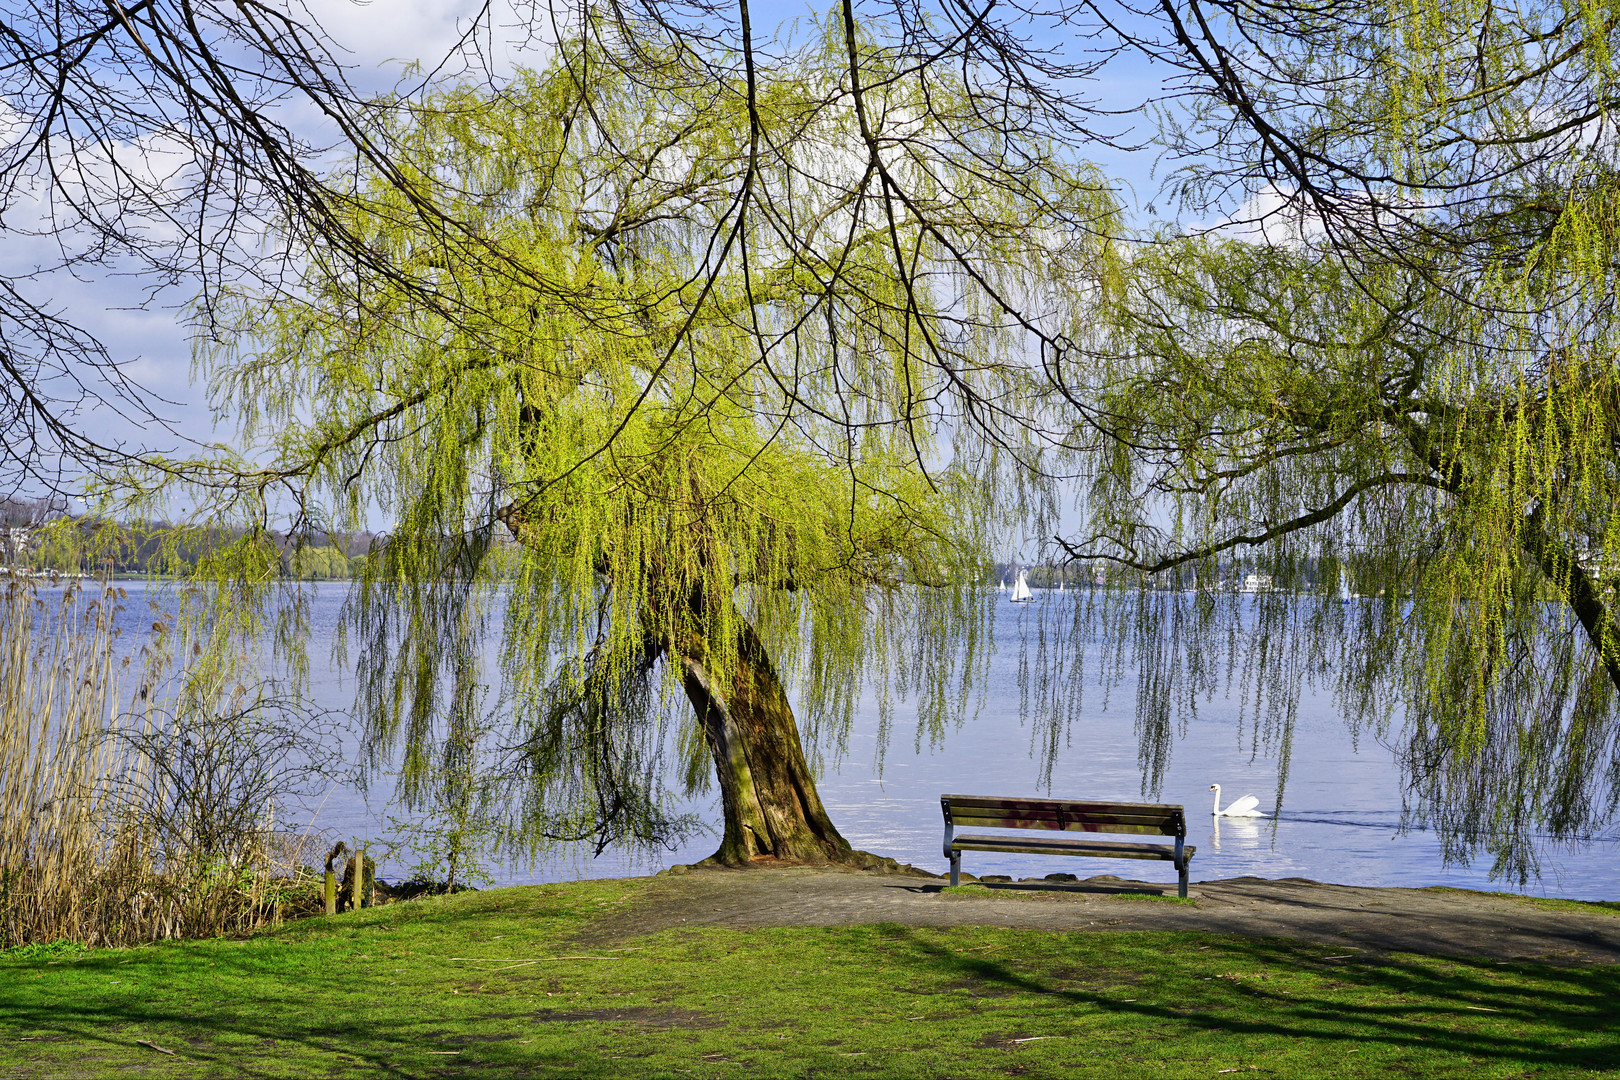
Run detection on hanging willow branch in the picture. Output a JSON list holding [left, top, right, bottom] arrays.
[[152, 27, 1116, 859]]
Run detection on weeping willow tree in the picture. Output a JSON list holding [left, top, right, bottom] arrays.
[[170, 23, 1117, 868], [1042, 0, 1620, 879]]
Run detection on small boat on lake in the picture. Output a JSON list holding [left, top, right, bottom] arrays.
[[1009, 571, 1034, 604]]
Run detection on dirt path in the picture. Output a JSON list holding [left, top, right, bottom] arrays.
[[581, 864, 1620, 965]]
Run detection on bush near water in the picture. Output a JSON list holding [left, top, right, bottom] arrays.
[[0, 579, 341, 946]]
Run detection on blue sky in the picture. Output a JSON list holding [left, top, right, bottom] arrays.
[[7, 0, 1187, 512]]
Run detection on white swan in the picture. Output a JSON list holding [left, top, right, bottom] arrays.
[[1210, 783, 1265, 817]]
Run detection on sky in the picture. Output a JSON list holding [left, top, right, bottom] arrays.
[[4, 0, 1191, 518]]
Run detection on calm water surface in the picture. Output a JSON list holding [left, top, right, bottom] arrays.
[[70, 580, 1620, 899]]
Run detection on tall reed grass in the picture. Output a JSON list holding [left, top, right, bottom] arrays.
[[0, 578, 325, 947]]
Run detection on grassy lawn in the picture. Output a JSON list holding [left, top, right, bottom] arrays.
[[2, 877, 1616, 1078]]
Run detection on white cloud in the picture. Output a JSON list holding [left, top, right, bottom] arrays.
[[0, 4, 525, 466], [288, 0, 537, 88]]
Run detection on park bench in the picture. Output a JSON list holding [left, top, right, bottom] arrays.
[[941, 794, 1196, 898]]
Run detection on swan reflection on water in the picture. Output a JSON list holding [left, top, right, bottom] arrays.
[[1209, 813, 1265, 852]]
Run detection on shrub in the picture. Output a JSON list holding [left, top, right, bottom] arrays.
[[0, 579, 342, 946]]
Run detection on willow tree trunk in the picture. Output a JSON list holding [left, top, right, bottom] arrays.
[[673, 617, 868, 867], [497, 502, 892, 869]]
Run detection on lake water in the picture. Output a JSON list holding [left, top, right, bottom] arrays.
[[59, 579, 1620, 899]]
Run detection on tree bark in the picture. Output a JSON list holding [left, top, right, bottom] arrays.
[[1519, 503, 1620, 693], [673, 615, 877, 867], [498, 500, 906, 869]]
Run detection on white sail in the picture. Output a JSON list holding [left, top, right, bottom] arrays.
[[1009, 571, 1034, 603]]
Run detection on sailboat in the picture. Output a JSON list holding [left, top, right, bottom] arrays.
[[1009, 571, 1034, 604], [999, 579, 1007, 592]]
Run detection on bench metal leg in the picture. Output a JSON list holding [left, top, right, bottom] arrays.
[[1178, 862, 1188, 899], [949, 852, 961, 887]]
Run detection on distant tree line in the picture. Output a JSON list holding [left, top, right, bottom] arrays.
[[0, 499, 374, 580]]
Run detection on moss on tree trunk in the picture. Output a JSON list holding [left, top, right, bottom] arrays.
[[674, 618, 851, 865], [673, 615, 902, 870]]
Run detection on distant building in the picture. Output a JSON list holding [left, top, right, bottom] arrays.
[[2, 524, 33, 565]]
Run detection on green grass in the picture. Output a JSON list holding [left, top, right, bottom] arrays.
[[2, 877, 1616, 1078]]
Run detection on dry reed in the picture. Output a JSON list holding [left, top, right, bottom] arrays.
[[0, 578, 318, 947]]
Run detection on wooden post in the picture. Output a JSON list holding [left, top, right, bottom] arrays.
[[323, 841, 347, 915], [351, 844, 364, 913], [1179, 835, 1192, 906]]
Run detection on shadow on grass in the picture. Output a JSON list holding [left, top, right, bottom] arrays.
[[875, 923, 1620, 1070], [3, 950, 421, 1076], [0, 897, 611, 1076], [3, 893, 1619, 1076]]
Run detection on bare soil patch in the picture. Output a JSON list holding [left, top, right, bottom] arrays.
[[577, 863, 1620, 964]]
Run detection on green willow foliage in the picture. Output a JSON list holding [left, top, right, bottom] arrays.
[[1046, 0, 1620, 879], [179, 26, 1118, 859]]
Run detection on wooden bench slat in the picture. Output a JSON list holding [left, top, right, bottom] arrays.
[[944, 798, 1180, 820], [947, 814, 1180, 836], [952, 834, 1196, 862], [945, 804, 1181, 818], [943, 795, 1181, 814]]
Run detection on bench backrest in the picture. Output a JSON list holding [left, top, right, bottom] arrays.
[[941, 794, 1186, 839]]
